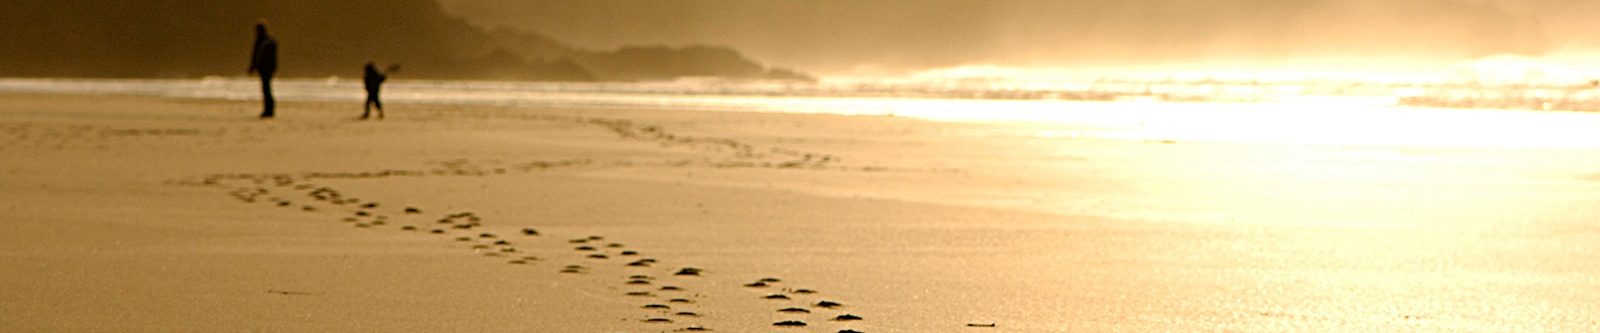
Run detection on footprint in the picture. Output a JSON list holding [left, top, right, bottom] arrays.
[[521, 228, 540, 236], [642, 318, 673, 323], [642, 304, 671, 310], [772, 320, 807, 327], [674, 267, 703, 276], [833, 314, 863, 321], [777, 307, 810, 314], [763, 294, 791, 300], [815, 301, 843, 308], [667, 298, 694, 304]]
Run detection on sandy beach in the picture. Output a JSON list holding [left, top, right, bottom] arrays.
[[3, 91, 1599, 332]]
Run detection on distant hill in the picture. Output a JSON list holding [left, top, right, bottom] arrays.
[[0, 0, 813, 82]]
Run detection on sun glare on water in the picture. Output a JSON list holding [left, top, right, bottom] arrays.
[[888, 55, 1600, 149]]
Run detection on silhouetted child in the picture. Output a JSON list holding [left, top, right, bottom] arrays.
[[248, 20, 279, 119], [362, 62, 398, 120]]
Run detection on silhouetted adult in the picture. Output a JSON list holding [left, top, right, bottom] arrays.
[[248, 21, 279, 119], [362, 62, 391, 120]]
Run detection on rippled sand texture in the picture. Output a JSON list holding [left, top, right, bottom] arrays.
[[1, 93, 1597, 332]]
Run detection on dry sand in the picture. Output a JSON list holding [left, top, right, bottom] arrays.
[[2, 92, 1598, 332]]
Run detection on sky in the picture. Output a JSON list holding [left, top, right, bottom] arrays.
[[433, 0, 1600, 77]]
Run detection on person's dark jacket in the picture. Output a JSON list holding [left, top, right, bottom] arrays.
[[249, 32, 278, 75]]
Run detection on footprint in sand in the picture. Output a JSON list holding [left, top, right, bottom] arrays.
[[773, 320, 807, 327]]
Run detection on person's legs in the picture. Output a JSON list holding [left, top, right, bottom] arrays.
[[373, 91, 383, 119], [259, 74, 275, 119], [362, 95, 373, 120]]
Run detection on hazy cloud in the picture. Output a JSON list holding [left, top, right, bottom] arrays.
[[435, 0, 1566, 74]]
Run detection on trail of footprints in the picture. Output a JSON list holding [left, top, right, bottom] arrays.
[[212, 173, 870, 332]]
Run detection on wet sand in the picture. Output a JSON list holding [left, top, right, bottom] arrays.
[[1, 93, 1597, 332]]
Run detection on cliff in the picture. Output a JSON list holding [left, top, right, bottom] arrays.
[[0, 0, 813, 82]]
